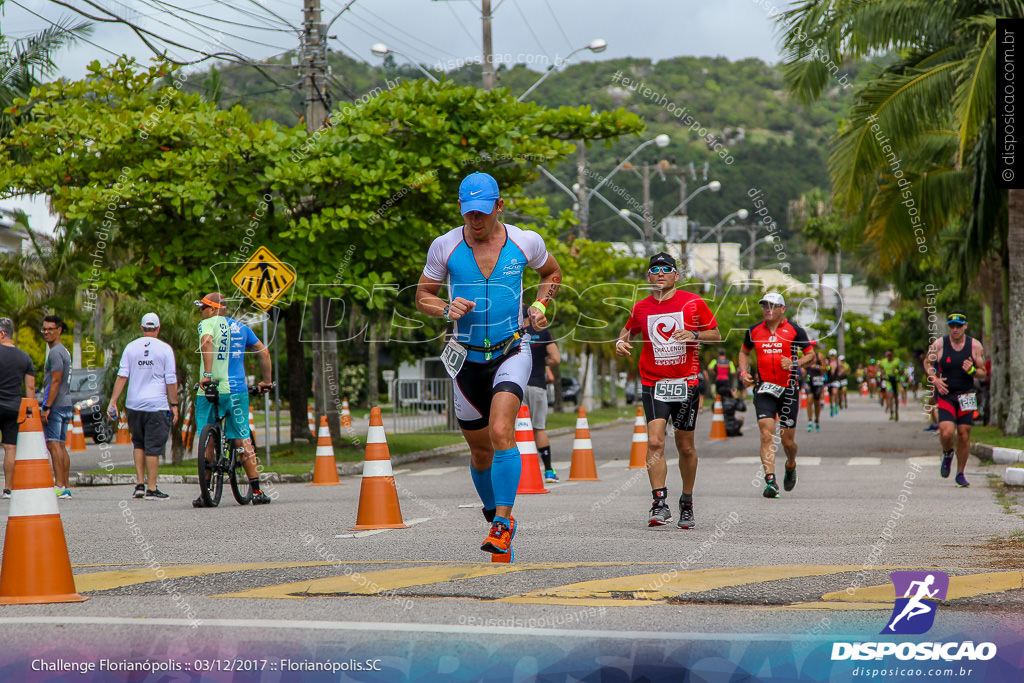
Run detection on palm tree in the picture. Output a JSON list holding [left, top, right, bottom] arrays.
[[777, 0, 1024, 433]]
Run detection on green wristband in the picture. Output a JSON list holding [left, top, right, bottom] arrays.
[[530, 300, 547, 315], [967, 365, 976, 375]]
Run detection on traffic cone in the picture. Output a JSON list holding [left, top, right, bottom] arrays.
[[341, 398, 352, 428], [823, 389, 831, 406], [0, 399, 86, 605], [66, 407, 87, 452], [515, 405, 548, 494], [311, 415, 341, 486], [352, 407, 406, 529], [182, 403, 195, 450], [861, 382, 869, 397], [115, 410, 131, 445], [307, 405, 315, 435], [628, 405, 648, 469], [799, 388, 807, 410], [709, 396, 728, 441], [568, 406, 599, 481], [248, 407, 257, 438]]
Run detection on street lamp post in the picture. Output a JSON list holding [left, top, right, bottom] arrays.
[[711, 209, 749, 290], [518, 39, 607, 102], [370, 43, 439, 83], [667, 178, 720, 276]]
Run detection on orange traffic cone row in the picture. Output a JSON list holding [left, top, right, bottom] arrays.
[[0, 399, 86, 605], [67, 407, 87, 452], [311, 415, 341, 486], [568, 406, 599, 481], [628, 405, 648, 469], [352, 407, 406, 530], [799, 388, 807, 410], [341, 398, 352, 428], [709, 396, 728, 441], [515, 405, 548, 494], [307, 405, 315, 436], [115, 410, 131, 445]]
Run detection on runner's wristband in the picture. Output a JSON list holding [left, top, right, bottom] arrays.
[[530, 300, 547, 315], [203, 373, 213, 378], [967, 365, 976, 375], [442, 303, 452, 323]]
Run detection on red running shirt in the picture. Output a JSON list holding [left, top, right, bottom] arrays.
[[625, 290, 717, 386], [742, 319, 812, 385]]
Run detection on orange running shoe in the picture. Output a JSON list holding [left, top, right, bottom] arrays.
[[481, 517, 516, 554]]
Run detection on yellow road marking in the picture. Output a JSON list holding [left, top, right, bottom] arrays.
[[75, 562, 336, 593], [823, 571, 1024, 603], [770, 602, 893, 611]]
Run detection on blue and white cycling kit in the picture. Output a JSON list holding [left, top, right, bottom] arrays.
[[423, 224, 548, 430]]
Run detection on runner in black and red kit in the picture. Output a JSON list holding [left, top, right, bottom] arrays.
[[737, 292, 815, 498], [615, 252, 721, 529], [922, 311, 986, 488]]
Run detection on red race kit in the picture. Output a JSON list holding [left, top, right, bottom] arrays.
[[626, 290, 717, 387], [742, 319, 812, 385]]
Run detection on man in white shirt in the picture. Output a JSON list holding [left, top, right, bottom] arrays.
[[107, 313, 179, 500]]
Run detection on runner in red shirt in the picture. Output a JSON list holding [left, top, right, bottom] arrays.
[[737, 292, 814, 498], [615, 253, 720, 529]]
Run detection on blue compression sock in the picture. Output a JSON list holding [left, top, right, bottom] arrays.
[[491, 447, 522, 509], [470, 466, 496, 511]]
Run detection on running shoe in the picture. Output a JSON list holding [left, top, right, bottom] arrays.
[[814, 422, 820, 432], [923, 424, 938, 432], [251, 491, 272, 505], [192, 496, 212, 508], [58, 488, 72, 499], [144, 489, 169, 500], [133, 484, 145, 499], [648, 503, 672, 527], [1, 489, 10, 499], [543, 469, 559, 483], [783, 465, 797, 492], [940, 451, 954, 478], [481, 517, 516, 554], [806, 423, 813, 432], [677, 503, 695, 529], [956, 472, 970, 488], [762, 476, 779, 499]]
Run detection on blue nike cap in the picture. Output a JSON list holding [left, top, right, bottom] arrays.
[[459, 172, 500, 215]]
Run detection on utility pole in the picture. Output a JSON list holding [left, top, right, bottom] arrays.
[[304, 0, 342, 446], [481, 0, 495, 90], [575, 142, 588, 238], [678, 175, 688, 274], [836, 248, 845, 357]]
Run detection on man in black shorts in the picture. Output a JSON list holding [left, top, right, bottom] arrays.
[[738, 293, 815, 498], [923, 311, 986, 488], [0, 318, 36, 499]]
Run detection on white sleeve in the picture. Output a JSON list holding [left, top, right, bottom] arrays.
[[117, 345, 131, 378], [422, 236, 449, 282], [521, 230, 549, 269], [163, 344, 178, 385]]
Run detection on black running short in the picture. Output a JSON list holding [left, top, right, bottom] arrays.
[[936, 391, 976, 426], [642, 383, 700, 432], [0, 407, 19, 446], [452, 341, 530, 431], [127, 409, 172, 456], [752, 383, 800, 429]]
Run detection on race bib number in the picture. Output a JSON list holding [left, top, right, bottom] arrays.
[[758, 382, 786, 398], [653, 378, 690, 403], [957, 392, 977, 412], [441, 339, 467, 379], [811, 375, 825, 386]]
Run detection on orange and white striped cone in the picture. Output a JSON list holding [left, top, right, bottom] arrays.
[[182, 403, 196, 450], [341, 398, 352, 428], [515, 405, 548, 495], [628, 405, 648, 469], [248, 407, 257, 440], [311, 415, 341, 486], [181, 405, 192, 443], [799, 388, 807, 410], [861, 382, 869, 396], [115, 410, 131, 445], [67, 407, 87, 452], [823, 389, 831, 406], [568, 406, 599, 481], [709, 396, 728, 441], [0, 399, 86, 605], [352, 407, 406, 529], [307, 405, 315, 435]]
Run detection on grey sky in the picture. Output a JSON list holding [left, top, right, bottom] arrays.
[[2, 0, 789, 230]]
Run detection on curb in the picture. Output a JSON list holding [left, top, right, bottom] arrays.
[[970, 442, 1024, 487], [70, 416, 633, 487]]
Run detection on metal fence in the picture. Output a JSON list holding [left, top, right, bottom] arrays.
[[390, 379, 458, 433]]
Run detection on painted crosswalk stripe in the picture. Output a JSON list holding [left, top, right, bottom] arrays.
[[335, 517, 431, 539], [409, 466, 461, 477], [725, 456, 761, 464], [847, 457, 881, 466]]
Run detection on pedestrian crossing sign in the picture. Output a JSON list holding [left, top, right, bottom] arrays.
[[230, 246, 296, 311]]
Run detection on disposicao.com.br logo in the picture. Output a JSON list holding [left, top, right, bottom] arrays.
[[831, 571, 998, 662]]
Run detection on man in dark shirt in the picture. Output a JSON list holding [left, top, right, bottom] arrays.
[[0, 317, 36, 498], [524, 311, 561, 482]]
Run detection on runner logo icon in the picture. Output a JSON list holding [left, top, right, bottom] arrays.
[[882, 571, 949, 635]]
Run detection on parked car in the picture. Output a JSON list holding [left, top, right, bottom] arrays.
[[38, 368, 115, 444], [560, 376, 581, 405]]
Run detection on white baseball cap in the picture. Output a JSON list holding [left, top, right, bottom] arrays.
[[141, 313, 160, 329], [758, 292, 785, 307], [829, 349, 837, 356]]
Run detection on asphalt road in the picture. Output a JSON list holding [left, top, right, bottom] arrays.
[[1, 394, 1022, 682]]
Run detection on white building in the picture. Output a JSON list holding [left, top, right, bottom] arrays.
[[0, 208, 28, 255]]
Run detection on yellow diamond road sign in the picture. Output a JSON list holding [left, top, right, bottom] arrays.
[[231, 246, 296, 311]]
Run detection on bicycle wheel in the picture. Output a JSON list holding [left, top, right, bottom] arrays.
[[197, 424, 224, 507], [229, 436, 254, 505]]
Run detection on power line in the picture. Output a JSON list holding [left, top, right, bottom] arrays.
[[444, 1, 477, 45], [8, 0, 121, 59], [146, 0, 298, 34], [541, 0, 573, 51], [511, 0, 547, 57], [132, 0, 296, 52], [352, 5, 459, 59], [340, 12, 435, 64], [212, 0, 301, 33]]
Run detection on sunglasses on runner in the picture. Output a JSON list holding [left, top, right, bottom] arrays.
[[648, 266, 675, 274]]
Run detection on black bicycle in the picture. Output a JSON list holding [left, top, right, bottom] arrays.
[[195, 383, 273, 507]]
